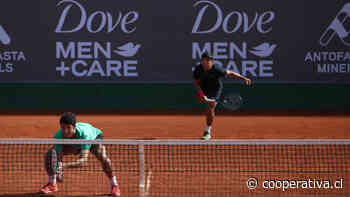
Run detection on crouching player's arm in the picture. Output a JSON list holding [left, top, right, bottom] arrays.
[[61, 149, 89, 168]]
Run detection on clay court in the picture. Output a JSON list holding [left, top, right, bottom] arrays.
[[0, 113, 349, 139], [1, 0, 350, 195], [0, 113, 349, 196]]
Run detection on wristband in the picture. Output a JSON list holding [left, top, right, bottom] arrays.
[[197, 89, 204, 97]]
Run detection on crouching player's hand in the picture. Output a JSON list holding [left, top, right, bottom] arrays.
[[57, 162, 64, 182], [58, 162, 63, 170]]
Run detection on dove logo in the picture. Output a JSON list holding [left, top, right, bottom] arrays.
[[0, 25, 11, 45], [114, 42, 141, 57], [54, 0, 142, 79], [191, 1, 277, 78], [192, 0, 275, 34], [55, 0, 139, 34], [320, 3, 350, 46], [249, 43, 277, 58]]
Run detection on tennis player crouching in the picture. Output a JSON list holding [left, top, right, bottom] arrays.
[[40, 112, 120, 196], [193, 53, 251, 140]]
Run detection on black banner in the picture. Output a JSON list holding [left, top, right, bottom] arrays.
[[0, 0, 349, 83]]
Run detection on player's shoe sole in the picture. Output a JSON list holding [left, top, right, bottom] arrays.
[[40, 183, 58, 194], [111, 185, 121, 196]]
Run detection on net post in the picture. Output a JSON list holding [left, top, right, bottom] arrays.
[[139, 142, 146, 197]]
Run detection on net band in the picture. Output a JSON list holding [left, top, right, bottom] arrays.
[[1, 138, 350, 145]]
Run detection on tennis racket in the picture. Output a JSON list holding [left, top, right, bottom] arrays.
[[207, 93, 243, 111]]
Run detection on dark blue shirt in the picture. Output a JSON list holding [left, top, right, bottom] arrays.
[[193, 64, 227, 94]]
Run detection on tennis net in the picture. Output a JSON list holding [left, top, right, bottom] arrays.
[[0, 139, 349, 196]]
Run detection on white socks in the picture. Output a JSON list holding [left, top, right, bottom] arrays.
[[205, 126, 212, 134], [111, 176, 118, 186], [49, 175, 57, 185]]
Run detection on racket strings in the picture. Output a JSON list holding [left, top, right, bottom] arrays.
[[220, 94, 243, 110]]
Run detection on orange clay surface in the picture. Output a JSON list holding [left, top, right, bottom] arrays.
[[0, 113, 349, 197], [0, 114, 349, 139]]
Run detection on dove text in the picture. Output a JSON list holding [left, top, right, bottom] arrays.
[[56, 0, 139, 34], [217, 60, 273, 77], [57, 60, 138, 77], [56, 42, 139, 77], [193, 42, 247, 59], [192, 0, 275, 34], [193, 42, 274, 77], [56, 42, 111, 59]]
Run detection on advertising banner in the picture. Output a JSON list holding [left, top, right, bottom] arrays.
[[0, 0, 349, 83]]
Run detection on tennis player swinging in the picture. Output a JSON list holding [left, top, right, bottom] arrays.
[[193, 53, 251, 140], [40, 112, 120, 196]]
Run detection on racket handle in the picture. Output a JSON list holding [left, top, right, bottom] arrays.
[[206, 98, 216, 102]]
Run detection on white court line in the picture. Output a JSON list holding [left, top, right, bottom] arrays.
[[145, 170, 152, 196]]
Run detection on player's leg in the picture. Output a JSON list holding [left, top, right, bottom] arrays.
[[41, 147, 61, 193], [92, 144, 115, 179], [194, 88, 215, 139], [91, 137, 120, 196], [202, 101, 217, 140], [202, 89, 221, 140], [206, 100, 217, 126]]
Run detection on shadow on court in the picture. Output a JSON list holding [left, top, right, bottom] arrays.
[[68, 195, 111, 197], [0, 194, 110, 197], [0, 193, 54, 197]]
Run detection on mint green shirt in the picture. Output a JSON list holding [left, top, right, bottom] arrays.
[[53, 122, 102, 152]]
